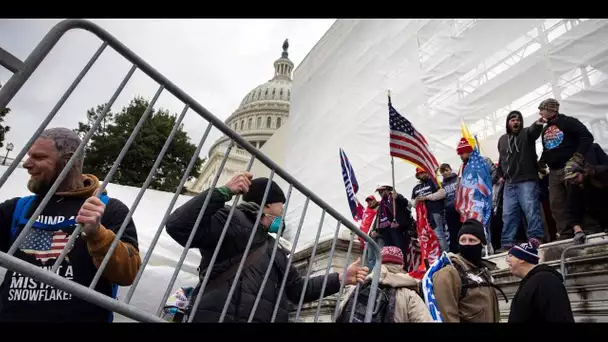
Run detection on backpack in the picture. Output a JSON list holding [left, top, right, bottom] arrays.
[[9, 193, 118, 322], [337, 281, 396, 323], [451, 259, 508, 303]]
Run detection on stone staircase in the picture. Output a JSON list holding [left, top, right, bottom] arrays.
[[488, 232, 608, 323], [290, 232, 608, 323]]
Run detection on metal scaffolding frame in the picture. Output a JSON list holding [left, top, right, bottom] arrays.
[[0, 19, 382, 323]]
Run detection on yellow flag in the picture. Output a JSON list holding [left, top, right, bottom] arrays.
[[460, 118, 476, 148]]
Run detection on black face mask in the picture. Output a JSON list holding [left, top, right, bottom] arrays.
[[459, 244, 483, 265]]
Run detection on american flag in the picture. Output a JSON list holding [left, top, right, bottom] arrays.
[[388, 98, 439, 179], [20, 229, 69, 263], [455, 145, 493, 230]]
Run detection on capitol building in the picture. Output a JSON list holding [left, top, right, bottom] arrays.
[[185, 40, 293, 194]]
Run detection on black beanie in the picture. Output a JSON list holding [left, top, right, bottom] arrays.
[[457, 219, 487, 245], [242, 178, 286, 206]]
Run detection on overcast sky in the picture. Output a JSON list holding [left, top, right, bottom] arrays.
[[0, 19, 335, 161]]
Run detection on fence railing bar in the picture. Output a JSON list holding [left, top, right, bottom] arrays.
[[0, 42, 108, 190], [0, 251, 166, 322], [349, 242, 369, 323], [53, 81, 163, 274], [186, 155, 256, 322], [218, 171, 276, 322], [294, 210, 326, 322], [363, 242, 381, 322], [247, 183, 294, 322], [7, 64, 137, 256], [22, 20, 378, 254], [124, 119, 211, 304], [155, 141, 235, 316], [0, 46, 25, 73], [313, 221, 341, 322], [270, 197, 310, 322], [332, 232, 355, 321], [560, 239, 608, 279], [89, 90, 186, 290]]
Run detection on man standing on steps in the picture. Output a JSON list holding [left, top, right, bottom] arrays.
[[506, 242, 574, 323], [538, 98, 595, 245], [496, 110, 545, 252], [438, 163, 461, 253], [411, 168, 449, 253], [0, 127, 142, 322], [358, 195, 379, 271], [374, 185, 414, 264], [165, 172, 369, 322]]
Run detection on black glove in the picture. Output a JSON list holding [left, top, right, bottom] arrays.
[[573, 231, 586, 245]]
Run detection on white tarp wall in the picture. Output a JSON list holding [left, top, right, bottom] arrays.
[[274, 19, 608, 246]]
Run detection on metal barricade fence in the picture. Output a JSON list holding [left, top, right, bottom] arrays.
[[0, 19, 382, 323]]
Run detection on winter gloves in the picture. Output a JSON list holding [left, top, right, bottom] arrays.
[[573, 231, 587, 245]]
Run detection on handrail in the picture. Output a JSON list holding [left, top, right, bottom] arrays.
[[560, 239, 608, 279]]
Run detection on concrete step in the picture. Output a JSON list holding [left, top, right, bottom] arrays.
[[490, 233, 608, 322]]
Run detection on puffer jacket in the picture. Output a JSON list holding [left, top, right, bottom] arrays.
[[165, 187, 341, 322], [431, 253, 500, 322], [337, 264, 433, 322]]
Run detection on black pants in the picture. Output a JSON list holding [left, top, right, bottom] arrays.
[[378, 227, 408, 263], [445, 208, 462, 253]]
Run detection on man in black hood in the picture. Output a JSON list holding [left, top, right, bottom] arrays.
[[538, 98, 595, 244], [496, 110, 545, 252], [165, 172, 368, 322], [506, 242, 574, 322]]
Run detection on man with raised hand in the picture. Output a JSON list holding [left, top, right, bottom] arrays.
[[166, 171, 368, 322]]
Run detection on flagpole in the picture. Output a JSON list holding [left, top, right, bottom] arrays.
[[387, 90, 396, 193]]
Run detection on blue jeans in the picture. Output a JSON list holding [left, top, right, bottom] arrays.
[[431, 212, 450, 253], [366, 237, 384, 271], [501, 180, 544, 247]]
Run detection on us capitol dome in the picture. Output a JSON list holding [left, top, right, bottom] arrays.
[[185, 39, 293, 194]]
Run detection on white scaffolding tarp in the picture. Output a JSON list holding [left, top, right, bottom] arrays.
[[271, 19, 608, 246]]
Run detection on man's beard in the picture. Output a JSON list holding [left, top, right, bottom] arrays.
[[27, 176, 53, 195], [27, 164, 61, 195]]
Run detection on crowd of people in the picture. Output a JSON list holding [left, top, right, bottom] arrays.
[[348, 98, 607, 322], [0, 96, 605, 323]]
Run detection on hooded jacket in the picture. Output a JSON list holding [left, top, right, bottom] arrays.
[[337, 264, 433, 322], [496, 111, 543, 184], [508, 264, 574, 323], [0, 174, 141, 322], [165, 187, 342, 322]]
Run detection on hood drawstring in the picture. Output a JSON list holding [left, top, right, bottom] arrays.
[[507, 135, 520, 154]]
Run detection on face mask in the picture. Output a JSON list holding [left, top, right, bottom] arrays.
[[459, 244, 483, 264], [266, 215, 283, 234]]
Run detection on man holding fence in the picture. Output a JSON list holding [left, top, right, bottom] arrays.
[[166, 171, 368, 322], [0, 127, 142, 322]]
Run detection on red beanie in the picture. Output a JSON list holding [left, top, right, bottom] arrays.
[[381, 246, 404, 265], [415, 167, 425, 175], [456, 137, 473, 155]]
